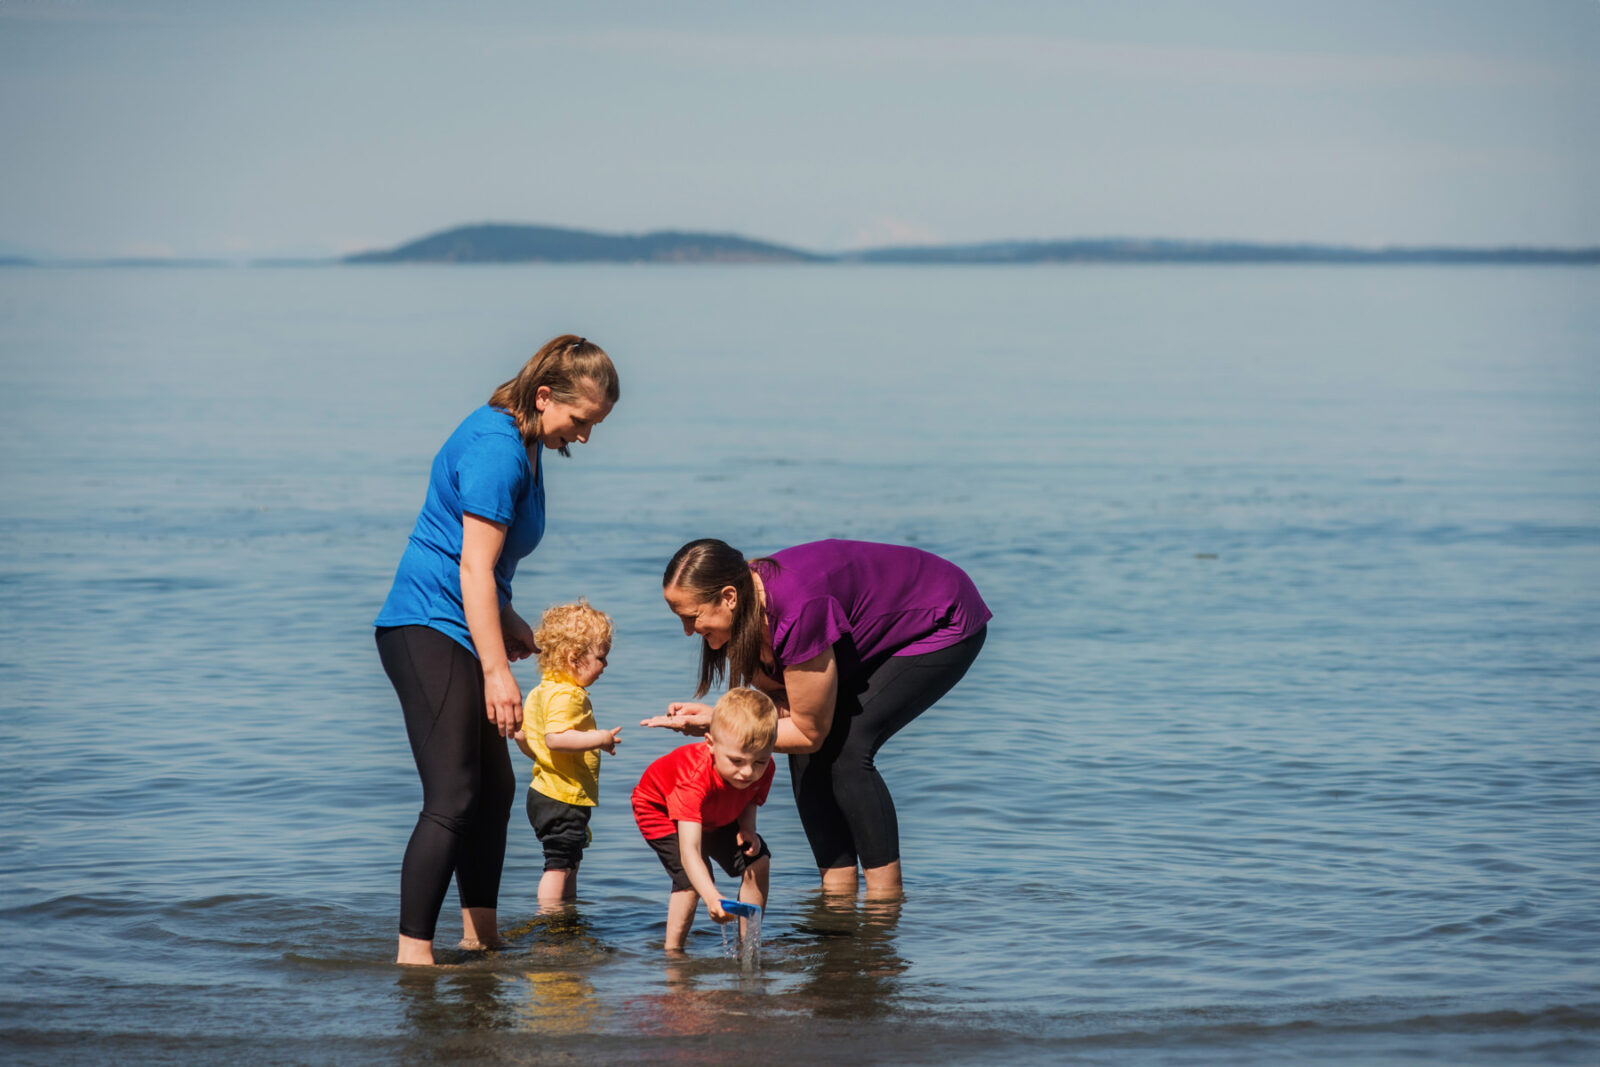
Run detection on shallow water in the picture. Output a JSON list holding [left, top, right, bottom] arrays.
[[1, 264, 1597, 1063]]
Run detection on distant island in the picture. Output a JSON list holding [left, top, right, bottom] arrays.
[[343, 223, 1600, 266], [845, 238, 1600, 265], [345, 224, 824, 264], [3, 225, 1595, 268]]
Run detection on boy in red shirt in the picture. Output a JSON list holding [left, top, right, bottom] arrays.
[[632, 688, 776, 950]]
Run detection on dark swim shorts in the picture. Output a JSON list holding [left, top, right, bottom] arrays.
[[527, 788, 593, 871], [646, 824, 771, 892]]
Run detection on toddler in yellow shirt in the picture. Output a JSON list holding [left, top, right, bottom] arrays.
[[514, 600, 623, 903]]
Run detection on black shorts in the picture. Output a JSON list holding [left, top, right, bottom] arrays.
[[646, 824, 771, 892], [527, 789, 592, 871]]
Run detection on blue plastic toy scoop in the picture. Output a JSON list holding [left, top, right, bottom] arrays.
[[719, 898, 760, 918]]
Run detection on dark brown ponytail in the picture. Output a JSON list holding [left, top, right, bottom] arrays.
[[663, 538, 779, 697]]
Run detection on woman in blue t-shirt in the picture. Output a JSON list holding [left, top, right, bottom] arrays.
[[375, 334, 618, 966]]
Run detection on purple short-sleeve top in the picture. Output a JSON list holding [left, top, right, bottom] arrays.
[[761, 540, 991, 668]]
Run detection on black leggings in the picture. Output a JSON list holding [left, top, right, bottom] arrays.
[[376, 625, 516, 941], [789, 625, 986, 871]]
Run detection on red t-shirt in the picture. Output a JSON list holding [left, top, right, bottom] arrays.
[[631, 741, 775, 841]]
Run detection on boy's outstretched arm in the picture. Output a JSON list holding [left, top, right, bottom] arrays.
[[675, 821, 731, 923]]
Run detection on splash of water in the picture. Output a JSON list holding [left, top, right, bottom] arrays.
[[719, 900, 762, 970]]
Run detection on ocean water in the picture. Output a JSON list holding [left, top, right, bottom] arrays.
[[1, 263, 1597, 1064]]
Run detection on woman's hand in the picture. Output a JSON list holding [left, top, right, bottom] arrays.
[[639, 701, 713, 735], [482, 662, 523, 738], [501, 605, 536, 661]]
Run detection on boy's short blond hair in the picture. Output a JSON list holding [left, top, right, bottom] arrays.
[[710, 687, 778, 751], [533, 599, 613, 676]]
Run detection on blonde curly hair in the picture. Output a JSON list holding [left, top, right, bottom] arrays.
[[534, 599, 613, 676]]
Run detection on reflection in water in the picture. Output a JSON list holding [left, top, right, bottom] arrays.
[[392, 892, 908, 1054], [396, 903, 616, 1050], [386, 890, 912, 1061], [515, 970, 605, 1035], [784, 891, 907, 1019], [623, 953, 758, 1038], [396, 967, 518, 1036], [506, 904, 613, 1034]]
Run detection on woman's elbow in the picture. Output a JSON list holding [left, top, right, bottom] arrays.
[[789, 731, 825, 755]]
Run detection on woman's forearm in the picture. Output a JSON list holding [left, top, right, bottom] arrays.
[[460, 514, 510, 670], [460, 513, 521, 735], [461, 561, 508, 672], [774, 717, 823, 753], [775, 650, 838, 753]]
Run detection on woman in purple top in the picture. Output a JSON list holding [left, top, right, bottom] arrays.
[[647, 538, 989, 894]]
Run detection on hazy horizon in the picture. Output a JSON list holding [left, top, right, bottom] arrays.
[[7, 219, 1600, 267]]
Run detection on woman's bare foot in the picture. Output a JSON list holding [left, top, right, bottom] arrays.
[[459, 906, 505, 950]]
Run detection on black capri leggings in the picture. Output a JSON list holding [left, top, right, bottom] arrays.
[[789, 625, 986, 871], [376, 625, 516, 941]]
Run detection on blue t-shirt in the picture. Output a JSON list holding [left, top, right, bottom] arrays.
[[375, 405, 545, 655]]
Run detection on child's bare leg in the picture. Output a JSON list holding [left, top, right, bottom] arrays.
[[396, 933, 434, 966], [739, 855, 770, 939], [537, 868, 576, 902], [664, 889, 698, 951], [460, 907, 504, 949], [740, 855, 769, 908]]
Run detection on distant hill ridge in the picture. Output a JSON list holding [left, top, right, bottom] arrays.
[[847, 238, 1600, 265], [7, 225, 1590, 268], [344, 223, 824, 264], [344, 224, 1600, 266]]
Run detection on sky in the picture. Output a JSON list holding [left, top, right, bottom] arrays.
[[2, 0, 1597, 259]]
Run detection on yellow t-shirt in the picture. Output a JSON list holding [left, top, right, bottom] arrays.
[[520, 670, 601, 806]]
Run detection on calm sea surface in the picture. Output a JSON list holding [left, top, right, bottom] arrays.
[[1, 264, 1597, 1064]]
